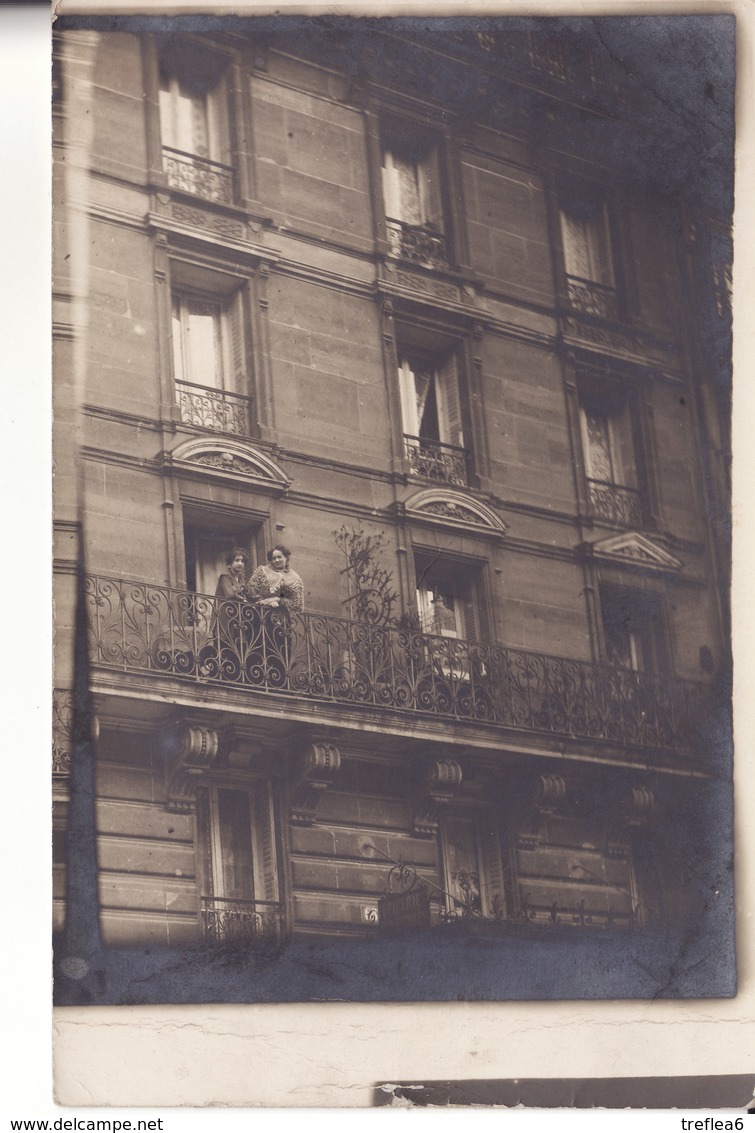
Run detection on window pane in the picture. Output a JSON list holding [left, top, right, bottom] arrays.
[[217, 788, 254, 900], [583, 409, 613, 481], [185, 300, 221, 387], [171, 303, 185, 384]]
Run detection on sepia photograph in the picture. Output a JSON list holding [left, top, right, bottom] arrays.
[[51, 9, 736, 1016]]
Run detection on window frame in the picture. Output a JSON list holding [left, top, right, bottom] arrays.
[[576, 373, 647, 529]]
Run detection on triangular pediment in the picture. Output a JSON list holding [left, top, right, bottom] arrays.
[[164, 438, 290, 493], [590, 532, 682, 572], [404, 489, 506, 534]]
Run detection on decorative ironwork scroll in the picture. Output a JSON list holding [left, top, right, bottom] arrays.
[[85, 574, 707, 758], [386, 219, 449, 270], [566, 275, 619, 321], [201, 896, 283, 945], [52, 689, 75, 778], [587, 479, 643, 527], [162, 146, 234, 204], [176, 381, 253, 437], [404, 435, 468, 486]]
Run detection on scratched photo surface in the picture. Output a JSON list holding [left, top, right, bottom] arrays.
[[52, 13, 734, 1005]]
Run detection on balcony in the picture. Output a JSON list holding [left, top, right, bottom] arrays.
[[85, 575, 707, 758], [201, 897, 284, 945], [566, 275, 619, 321], [176, 380, 253, 437], [386, 219, 449, 270], [587, 479, 643, 527], [405, 435, 467, 485], [162, 146, 234, 205]]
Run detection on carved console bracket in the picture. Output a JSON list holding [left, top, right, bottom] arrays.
[[411, 757, 464, 838], [162, 724, 221, 813], [290, 741, 342, 827], [622, 784, 657, 827]]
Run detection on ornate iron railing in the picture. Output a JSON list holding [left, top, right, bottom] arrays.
[[404, 435, 467, 485], [162, 146, 234, 204], [566, 275, 619, 321], [587, 479, 644, 527], [386, 219, 449, 269], [85, 575, 707, 757], [176, 380, 253, 436], [201, 897, 283, 945]]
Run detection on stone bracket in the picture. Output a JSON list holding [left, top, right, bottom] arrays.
[[411, 757, 463, 838], [290, 741, 342, 827], [162, 724, 221, 813]]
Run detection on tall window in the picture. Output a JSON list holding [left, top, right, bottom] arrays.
[[440, 813, 506, 919], [399, 351, 466, 485], [578, 381, 643, 528], [560, 191, 618, 320], [600, 585, 667, 673], [198, 782, 282, 945], [184, 525, 256, 597], [171, 289, 251, 435], [414, 554, 482, 642], [159, 67, 232, 203], [381, 120, 447, 268]]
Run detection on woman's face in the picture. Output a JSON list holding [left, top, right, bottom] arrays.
[[270, 549, 287, 571], [231, 554, 246, 573]]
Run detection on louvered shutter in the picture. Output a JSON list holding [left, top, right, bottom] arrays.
[[223, 291, 246, 396], [398, 359, 420, 437], [207, 77, 231, 166], [477, 815, 507, 919], [460, 584, 480, 644], [436, 353, 464, 447], [419, 147, 444, 230], [252, 781, 278, 903]]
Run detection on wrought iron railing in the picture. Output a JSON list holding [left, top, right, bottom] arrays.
[[566, 275, 619, 321], [201, 896, 283, 945], [162, 146, 234, 204], [85, 575, 707, 757], [404, 435, 467, 485], [176, 380, 253, 436], [587, 479, 644, 527], [386, 219, 449, 270]]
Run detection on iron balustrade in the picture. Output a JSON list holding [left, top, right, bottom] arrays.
[[587, 478, 644, 527], [201, 896, 283, 945], [386, 219, 449, 269], [85, 574, 705, 756], [176, 380, 253, 436], [162, 146, 234, 204], [566, 274, 619, 321], [404, 435, 468, 485]]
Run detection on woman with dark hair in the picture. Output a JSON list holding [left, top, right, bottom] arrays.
[[246, 545, 304, 685], [210, 547, 254, 681]]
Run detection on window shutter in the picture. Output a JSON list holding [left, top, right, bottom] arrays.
[[252, 782, 278, 903], [207, 78, 231, 166], [477, 816, 507, 919], [590, 206, 614, 287], [223, 291, 246, 396], [436, 353, 464, 447], [398, 359, 420, 436], [418, 147, 443, 230], [461, 584, 480, 643], [194, 786, 214, 899], [381, 150, 401, 220], [171, 295, 185, 384], [613, 401, 637, 488]]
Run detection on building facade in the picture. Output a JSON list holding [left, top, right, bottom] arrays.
[[52, 17, 734, 999]]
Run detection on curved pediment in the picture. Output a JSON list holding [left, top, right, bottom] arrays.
[[589, 532, 683, 573], [164, 438, 290, 492], [404, 489, 506, 534]]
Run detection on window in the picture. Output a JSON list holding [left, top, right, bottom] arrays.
[[600, 585, 667, 673], [559, 189, 618, 320], [197, 781, 282, 945], [414, 554, 482, 642], [381, 120, 447, 268], [440, 813, 506, 920], [399, 351, 466, 485], [184, 523, 257, 596], [158, 57, 232, 202], [578, 379, 643, 527], [171, 289, 251, 435]]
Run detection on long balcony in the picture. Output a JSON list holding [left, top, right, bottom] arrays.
[[85, 575, 707, 758], [405, 434, 467, 485], [201, 897, 284, 946], [176, 380, 253, 437], [162, 146, 234, 204]]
